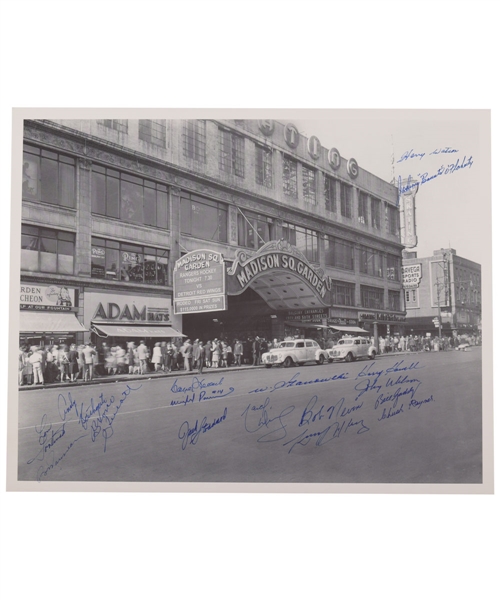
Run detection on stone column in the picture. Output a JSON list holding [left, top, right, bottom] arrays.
[[169, 186, 182, 285]]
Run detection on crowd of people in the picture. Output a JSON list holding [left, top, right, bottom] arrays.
[[18, 332, 481, 386]]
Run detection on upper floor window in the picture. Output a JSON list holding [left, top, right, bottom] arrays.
[[23, 144, 76, 208], [371, 197, 381, 229], [97, 119, 128, 134], [183, 120, 206, 162], [361, 285, 384, 310], [325, 236, 355, 271], [388, 290, 401, 311], [180, 192, 228, 243], [358, 192, 368, 224], [219, 128, 245, 177], [302, 165, 316, 204], [255, 144, 273, 188], [340, 182, 352, 218], [282, 223, 318, 263], [238, 210, 273, 250], [21, 225, 75, 275], [387, 204, 399, 235], [331, 280, 355, 306], [91, 237, 169, 285], [359, 246, 383, 278], [282, 156, 298, 198], [386, 254, 401, 281], [324, 176, 337, 213], [139, 120, 166, 147], [91, 165, 169, 229]]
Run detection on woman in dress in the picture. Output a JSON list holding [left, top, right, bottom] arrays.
[[211, 339, 220, 368], [152, 342, 163, 372]]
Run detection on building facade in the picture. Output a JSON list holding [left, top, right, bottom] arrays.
[[20, 118, 405, 349], [402, 248, 481, 337]]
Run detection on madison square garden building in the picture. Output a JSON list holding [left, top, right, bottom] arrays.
[[19, 118, 406, 349]]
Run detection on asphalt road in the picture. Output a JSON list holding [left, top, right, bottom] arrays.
[[17, 348, 482, 484]]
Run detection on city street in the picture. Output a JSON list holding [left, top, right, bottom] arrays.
[[18, 348, 482, 484]]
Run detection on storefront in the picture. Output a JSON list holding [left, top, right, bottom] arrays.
[[84, 289, 184, 350], [357, 311, 407, 350], [19, 282, 87, 348]]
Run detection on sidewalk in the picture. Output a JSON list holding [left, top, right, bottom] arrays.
[[19, 347, 474, 392], [19, 363, 266, 391]]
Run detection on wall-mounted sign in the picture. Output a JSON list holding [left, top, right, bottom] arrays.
[[286, 308, 327, 323], [307, 136, 321, 160], [20, 283, 76, 312], [399, 181, 419, 248], [284, 123, 300, 149], [328, 147, 341, 170], [173, 249, 226, 315], [328, 317, 358, 326], [358, 311, 406, 323], [402, 264, 422, 289], [84, 291, 171, 323], [258, 120, 274, 136], [347, 158, 359, 179]]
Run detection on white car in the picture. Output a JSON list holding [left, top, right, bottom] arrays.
[[326, 337, 377, 362], [261, 339, 329, 368]]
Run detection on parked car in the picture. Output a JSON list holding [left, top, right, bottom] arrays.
[[326, 336, 377, 362], [261, 339, 329, 368]]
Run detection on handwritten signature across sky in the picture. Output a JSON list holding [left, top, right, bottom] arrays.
[[397, 155, 473, 197]]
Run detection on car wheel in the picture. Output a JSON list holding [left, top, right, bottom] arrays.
[[345, 352, 354, 362], [316, 355, 325, 365], [370, 351, 377, 359], [265, 364, 273, 369], [283, 356, 294, 368]]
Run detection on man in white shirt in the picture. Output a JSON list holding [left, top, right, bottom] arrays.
[[28, 346, 44, 385]]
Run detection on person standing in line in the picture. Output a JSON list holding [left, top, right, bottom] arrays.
[[183, 339, 193, 372], [137, 340, 149, 374], [19, 345, 28, 386], [203, 340, 212, 368], [233, 339, 243, 366], [82, 342, 97, 381], [379, 336, 386, 354], [76, 345, 85, 380], [165, 341, 175, 372], [252, 336, 261, 366], [68, 343, 79, 382], [211, 339, 220, 368], [160, 341, 168, 371], [193, 340, 204, 374], [29, 346, 44, 385], [152, 342, 163, 372]]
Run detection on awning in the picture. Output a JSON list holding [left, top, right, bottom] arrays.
[[328, 325, 369, 334], [91, 323, 186, 338], [20, 311, 87, 333]]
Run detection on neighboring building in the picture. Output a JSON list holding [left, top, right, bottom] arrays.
[[19, 118, 405, 349], [402, 248, 481, 337]]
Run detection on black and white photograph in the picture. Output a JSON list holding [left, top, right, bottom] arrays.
[[8, 109, 492, 491]]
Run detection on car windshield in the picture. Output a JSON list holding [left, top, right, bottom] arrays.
[[337, 339, 353, 346], [279, 342, 296, 348]]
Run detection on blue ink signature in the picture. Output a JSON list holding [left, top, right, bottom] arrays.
[[409, 395, 435, 409], [170, 376, 225, 394], [378, 404, 404, 421], [57, 383, 142, 452], [397, 147, 458, 163], [283, 396, 370, 454], [374, 383, 421, 409], [28, 415, 69, 465], [170, 387, 234, 406], [397, 149, 426, 162], [36, 433, 89, 482], [398, 156, 473, 196], [248, 371, 349, 394], [178, 407, 228, 450], [241, 398, 295, 442]]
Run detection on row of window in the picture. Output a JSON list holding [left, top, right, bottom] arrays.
[[21, 225, 171, 285], [23, 137, 399, 235], [20, 225, 402, 310]]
